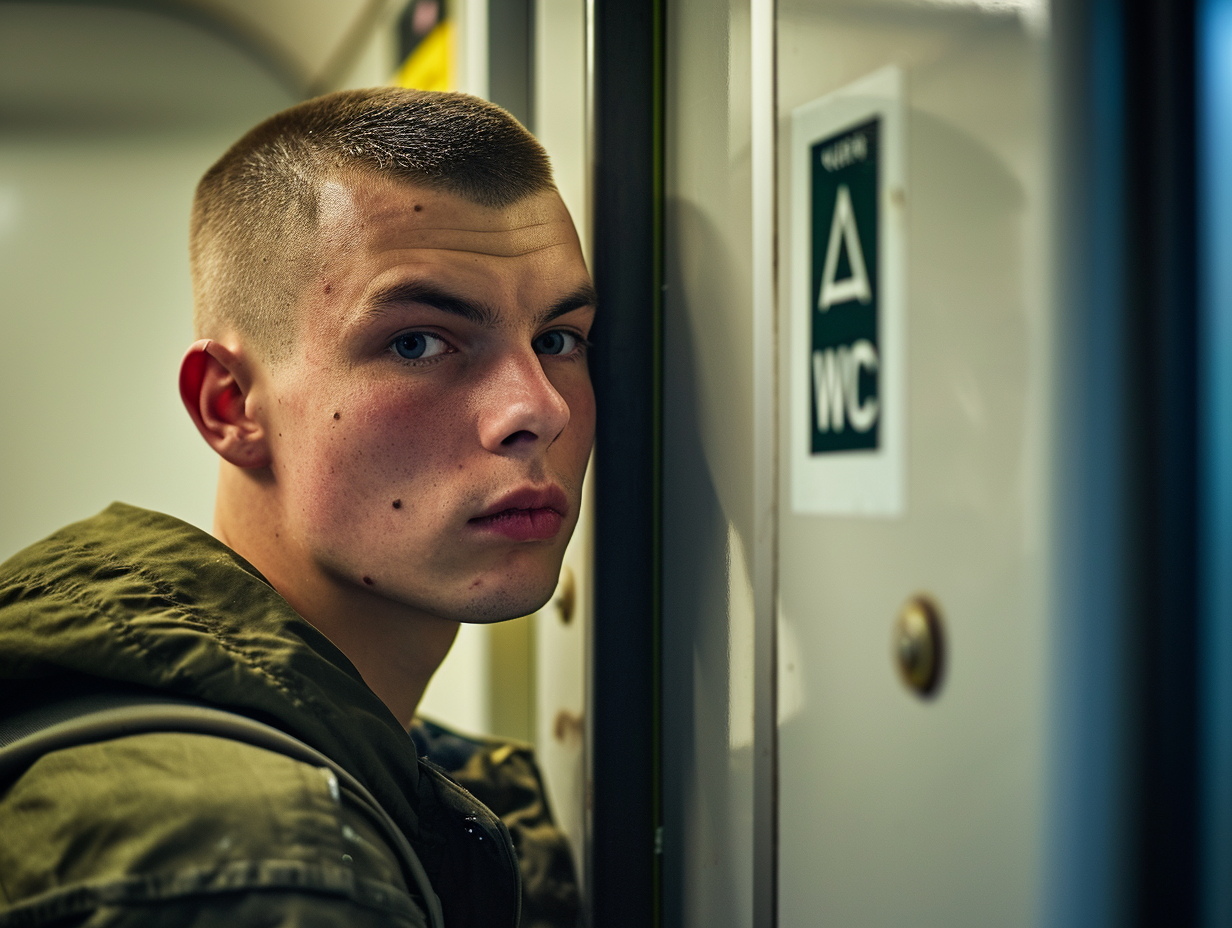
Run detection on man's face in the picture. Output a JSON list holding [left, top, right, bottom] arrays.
[[253, 174, 595, 624]]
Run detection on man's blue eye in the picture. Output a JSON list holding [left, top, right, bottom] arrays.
[[392, 332, 448, 360], [534, 331, 579, 355]]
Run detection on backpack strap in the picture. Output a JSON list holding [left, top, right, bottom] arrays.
[[0, 685, 446, 928]]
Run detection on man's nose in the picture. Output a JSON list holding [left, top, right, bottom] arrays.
[[478, 352, 571, 453]]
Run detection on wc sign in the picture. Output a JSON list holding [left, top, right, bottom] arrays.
[[790, 67, 905, 516], [811, 118, 880, 453]]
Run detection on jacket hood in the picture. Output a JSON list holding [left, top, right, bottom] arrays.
[[0, 502, 423, 835]]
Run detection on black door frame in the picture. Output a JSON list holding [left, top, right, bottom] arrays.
[[587, 0, 664, 926]]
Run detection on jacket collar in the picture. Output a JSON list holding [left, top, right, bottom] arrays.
[[0, 502, 423, 835]]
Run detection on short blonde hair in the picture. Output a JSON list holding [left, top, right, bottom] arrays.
[[190, 88, 553, 362]]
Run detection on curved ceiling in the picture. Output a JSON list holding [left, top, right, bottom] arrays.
[[172, 0, 399, 94], [0, 0, 400, 128]]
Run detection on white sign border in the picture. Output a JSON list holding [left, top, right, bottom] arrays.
[[789, 65, 907, 517]]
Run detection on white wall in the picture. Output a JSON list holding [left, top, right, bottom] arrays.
[[0, 4, 296, 559]]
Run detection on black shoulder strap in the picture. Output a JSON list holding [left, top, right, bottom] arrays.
[[0, 682, 193, 749], [0, 684, 446, 928]]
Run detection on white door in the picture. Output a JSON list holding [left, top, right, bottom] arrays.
[[775, 4, 1054, 926]]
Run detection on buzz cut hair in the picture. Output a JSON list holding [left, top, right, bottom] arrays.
[[189, 87, 555, 362]]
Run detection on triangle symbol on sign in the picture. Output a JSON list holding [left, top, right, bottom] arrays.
[[818, 184, 872, 312]]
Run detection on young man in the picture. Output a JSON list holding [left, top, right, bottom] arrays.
[[0, 88, 594, 928]]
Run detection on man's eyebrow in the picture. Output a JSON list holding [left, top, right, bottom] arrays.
[[540, 284, 599, 326], [366, 281, 497, 326], [367, 280, 598, 327]]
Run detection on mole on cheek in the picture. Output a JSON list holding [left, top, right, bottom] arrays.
[[324, 282, 333, 294], [392, 499, 402, 509], [414, 204, 423, 212], [363, 576, 375, 586], [333, 412, 340, 420]]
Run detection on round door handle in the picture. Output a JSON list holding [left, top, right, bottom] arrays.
[[893, 594, 945, 697]]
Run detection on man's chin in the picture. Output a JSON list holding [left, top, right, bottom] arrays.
[[447, 577, 558, 625]]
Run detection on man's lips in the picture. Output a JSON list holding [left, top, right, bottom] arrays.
[[468, 486, 569, 541]]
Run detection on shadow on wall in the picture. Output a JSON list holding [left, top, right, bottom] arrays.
[[661, 194, 756, 928]]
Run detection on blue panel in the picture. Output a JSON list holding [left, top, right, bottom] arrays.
[[1047, 1, 1131, 926], [1199, 4, 1232, 925]]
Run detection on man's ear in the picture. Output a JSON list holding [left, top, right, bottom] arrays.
[[179, 339, 272, 469]]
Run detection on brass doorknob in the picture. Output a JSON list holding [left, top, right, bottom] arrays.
[[893, 595, 945, 697]]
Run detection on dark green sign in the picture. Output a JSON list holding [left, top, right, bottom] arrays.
[[810, 117, 880, 454]]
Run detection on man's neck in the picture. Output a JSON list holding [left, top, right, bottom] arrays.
[[284, 584, 460, 728], [213, 469, 458, 728]]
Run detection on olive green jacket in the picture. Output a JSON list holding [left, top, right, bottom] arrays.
[[0, 504, 578, 928]]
